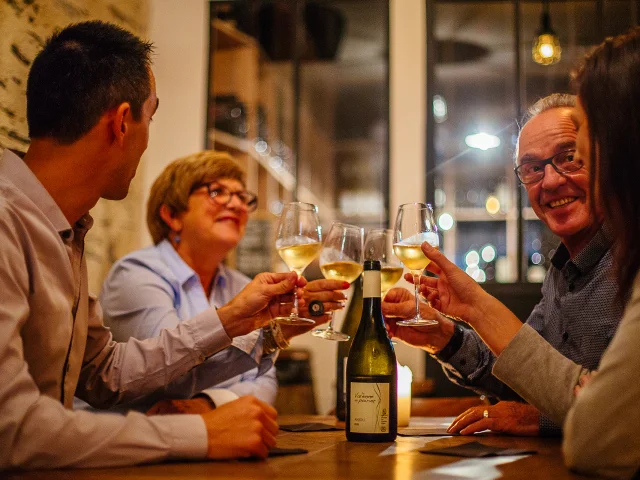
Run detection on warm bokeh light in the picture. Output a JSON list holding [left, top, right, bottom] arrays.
[[485, 195, 501, 215]]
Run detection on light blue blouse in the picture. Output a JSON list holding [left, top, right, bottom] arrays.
[[99, 239, 277, 407]]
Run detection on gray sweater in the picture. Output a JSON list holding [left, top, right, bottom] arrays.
[[493, 275, 640, 479]]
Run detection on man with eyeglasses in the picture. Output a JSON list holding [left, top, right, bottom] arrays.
[[95, 150, 346, 418], [383, 93, 623, 437]]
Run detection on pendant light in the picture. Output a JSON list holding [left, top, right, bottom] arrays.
[[532, 0, 561, 66]]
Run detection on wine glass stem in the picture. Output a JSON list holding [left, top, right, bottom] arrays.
[[412, 272, 421, 319], [292, 288, 300, 317], [326, 311, 335, 331]]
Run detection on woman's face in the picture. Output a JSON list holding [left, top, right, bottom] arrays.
[[177, 177, 250, 253]]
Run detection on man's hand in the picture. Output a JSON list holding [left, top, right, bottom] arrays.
[[382, 288, 455, 354], [146, 397, 214, 416], [217, 272, 298, 338], [201, 396, 278, 460], [447, 401, 540, 436]]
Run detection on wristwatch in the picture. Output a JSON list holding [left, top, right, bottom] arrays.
[[263, 320, 290, 355]]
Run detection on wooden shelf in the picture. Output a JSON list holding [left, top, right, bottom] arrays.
[[212, 19, 257, 50]]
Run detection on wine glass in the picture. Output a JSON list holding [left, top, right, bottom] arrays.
[[363, 228, 404, 299], [312, 222, 364, 341], [274, 202, 322, 325], [392, 203, 439, 326]]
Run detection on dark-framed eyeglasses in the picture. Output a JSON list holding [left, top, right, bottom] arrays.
[[514, 149, 583, 184], [190, 182, 258, 212]]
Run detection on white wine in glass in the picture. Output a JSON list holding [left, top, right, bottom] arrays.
[[313, 222, 363, 341], [274, 202, 322, 325], [363, 228, 403, 298], [392, 203, 439, 326]]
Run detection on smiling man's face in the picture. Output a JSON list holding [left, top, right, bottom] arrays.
[[517, 107, 600, 256]]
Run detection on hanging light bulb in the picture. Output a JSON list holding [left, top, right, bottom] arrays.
[[532, 0, 561, 66]]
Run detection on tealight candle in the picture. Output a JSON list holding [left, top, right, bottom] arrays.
[[397, 363, 412, 427]]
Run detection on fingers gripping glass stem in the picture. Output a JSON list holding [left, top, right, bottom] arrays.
[[393, 203, 439, 327]]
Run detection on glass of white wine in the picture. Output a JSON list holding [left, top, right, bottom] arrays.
[[312, 222, 364, 341], [274, 202, 322, 325], [392, 203, 439, 326], [363, 228, 404, 298]]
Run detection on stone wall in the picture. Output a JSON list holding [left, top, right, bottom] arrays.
[[0, 0, 149, 293]]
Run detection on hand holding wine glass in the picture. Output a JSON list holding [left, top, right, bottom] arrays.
[[363, 228, 404, 299], [274, 202, 322, 325], [392, 203, 439, 326], [312, 222, 363, 341]]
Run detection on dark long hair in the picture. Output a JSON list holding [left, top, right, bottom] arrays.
[[573, 27, 640, 301]]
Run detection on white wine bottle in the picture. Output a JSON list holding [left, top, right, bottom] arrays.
[[346, 259, 397, 442]]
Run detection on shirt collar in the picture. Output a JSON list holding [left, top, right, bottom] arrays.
[[551, 223, 612, 275], [155, 239, 230, 291], [156, 239, 199, 285], [0, 148, 72, 236]]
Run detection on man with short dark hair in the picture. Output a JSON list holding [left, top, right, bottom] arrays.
[[0, 21, 303, 469], [383, 93, 623, 437]]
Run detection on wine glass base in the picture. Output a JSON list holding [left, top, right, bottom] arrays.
[[311, 328, 350, 341], [396, 318, 438, 327], [273, 315, 316, 326]]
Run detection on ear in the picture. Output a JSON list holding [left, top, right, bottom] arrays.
[[110, 102, 132, 147], [159, 204, 183, 233]]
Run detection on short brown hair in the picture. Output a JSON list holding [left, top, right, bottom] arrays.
[[147, 150, 246, 244]]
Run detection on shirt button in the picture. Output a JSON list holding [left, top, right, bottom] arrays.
[[460, 359, 466, 366], [562, 332, 569, 342]]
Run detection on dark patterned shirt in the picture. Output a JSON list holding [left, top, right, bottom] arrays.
[[435, 225, 624, 435]]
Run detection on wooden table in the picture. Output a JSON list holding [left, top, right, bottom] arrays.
[[5, 415, 600, 480]]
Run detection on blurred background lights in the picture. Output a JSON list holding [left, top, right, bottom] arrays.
[[435, 188, 446, 207], [438, 212, 454, 231], [465, 132, 501, 151], [269, 200, 284, 216], [485, 195, 501, 214], [254, 139, 268, 154], [531, 252, 544, 265], [471, 269, 487, 283], [532, 238, 542, 250], [465, 250, 480, 267], [527, 265, 547, 282], [481, 244, 496, 263], [433, 95, 448, 123], [465, 264, 479, 276]]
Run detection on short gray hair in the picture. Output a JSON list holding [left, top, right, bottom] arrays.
[[514, 93, 577, 163]]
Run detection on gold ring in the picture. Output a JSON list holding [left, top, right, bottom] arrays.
[[483, 409, 489, 419]]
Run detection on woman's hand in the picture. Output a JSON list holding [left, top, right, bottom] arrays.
[[408, 242, 523, 356], [411, 242, 489, 326], [382, 288, 455, 354]]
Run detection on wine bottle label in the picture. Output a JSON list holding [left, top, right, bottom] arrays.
[[349, 382, 391, 433], [363, 270, 381, 298]]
